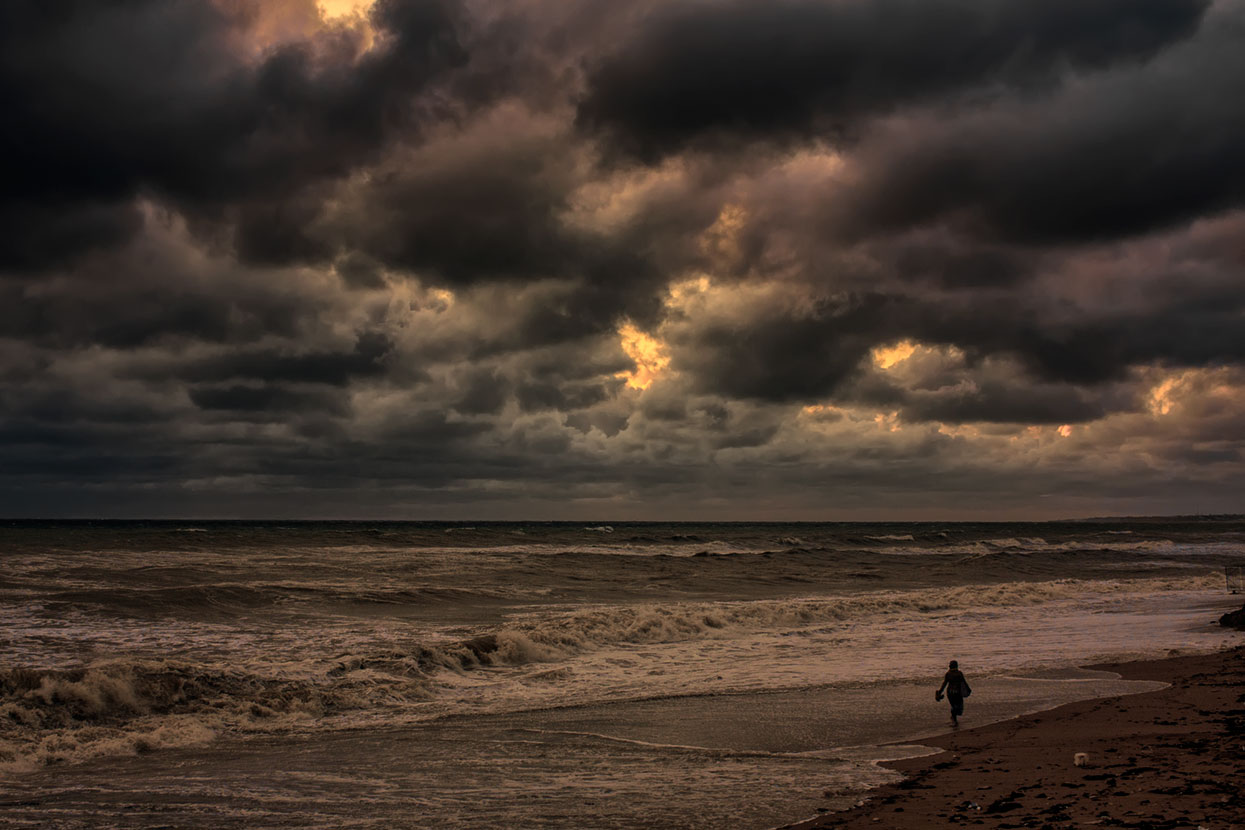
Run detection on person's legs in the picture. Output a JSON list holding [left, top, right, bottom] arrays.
[[948, 694, 963, 725]]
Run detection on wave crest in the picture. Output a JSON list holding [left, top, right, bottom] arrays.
[[0, 658, 435, 771], [492, 573, 1223, 654]]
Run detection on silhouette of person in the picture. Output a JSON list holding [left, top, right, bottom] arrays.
[[935, 659, 971, 726]]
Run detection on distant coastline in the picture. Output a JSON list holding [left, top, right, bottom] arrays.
[[1063, 514, 1245, 523], [3, 514, 1245, 524]]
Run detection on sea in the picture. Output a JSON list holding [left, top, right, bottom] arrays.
[[1, 519, 1242, 829]]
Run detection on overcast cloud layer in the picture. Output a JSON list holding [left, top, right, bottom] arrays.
[[3, 0, 1244, 519]]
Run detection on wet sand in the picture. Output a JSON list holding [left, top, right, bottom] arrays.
[[788, 644, 1245, 830]]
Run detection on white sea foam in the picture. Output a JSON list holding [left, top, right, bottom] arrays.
[[880, 536, 1190, 558], [0, 655, 441, 772]]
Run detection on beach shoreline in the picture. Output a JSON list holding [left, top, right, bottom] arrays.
[[784, 642, 1245, 830]]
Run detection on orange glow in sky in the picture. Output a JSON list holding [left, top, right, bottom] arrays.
[[1149, 376, 1179, 415], [871, 340, 917, 370], [318, 0, 374, 19], [617, 323, 670, 390], [874, 410, 902, 432]]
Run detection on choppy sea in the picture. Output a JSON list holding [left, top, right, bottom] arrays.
[[1, 520, 1242, 828]]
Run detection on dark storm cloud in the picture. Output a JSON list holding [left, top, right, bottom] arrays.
[[1, 388, 172, 428], [188, 384, 351, 416], [323, 107, 723, 327], [907, 245, 1245, 387], [0, 229, 326, 348], [335, 125, 582, 283], [174, 332, 396, 386], [666, 213, 1245, 405], [0, 0, 466, 271], [578, 0, 1210, 159], [3, 0, 1245, 518], [333, 252, 388, 290], [496, 277, 668, 352], [835, 3, 1245, 245], [451, 369, 509, 415], [2, 280, 305, 349], [711, 422, 780, 450], [855, 377, 1116, 425], [516, 380, 612, 413], [672, 293, 902, 402], [873, 233, 1040, 289], [0, 203, 145, 273]]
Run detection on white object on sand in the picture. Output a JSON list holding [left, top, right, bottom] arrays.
[[1073, 752, 1090, 767]]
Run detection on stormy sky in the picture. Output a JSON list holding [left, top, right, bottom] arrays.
[[3, 0, 1244, 519]]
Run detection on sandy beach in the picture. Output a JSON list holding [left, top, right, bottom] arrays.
[[789, 642, 1245, 830]]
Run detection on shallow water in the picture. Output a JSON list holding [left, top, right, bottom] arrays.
[[0, 672, 1172, 829]]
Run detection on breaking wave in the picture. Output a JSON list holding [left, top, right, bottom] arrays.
[[0, 653, 446, 772], [491, 574, 1223, 655], [41, 584, 527, 617]]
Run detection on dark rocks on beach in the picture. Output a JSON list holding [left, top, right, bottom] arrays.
[[985, 798, 1023, 813], [1218, 604, 1245, 629]]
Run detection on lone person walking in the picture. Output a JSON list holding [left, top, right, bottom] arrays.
[[936, 660, 971, 726]]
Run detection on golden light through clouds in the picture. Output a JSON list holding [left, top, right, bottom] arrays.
[[871, 340, 918, 370], [1149, 376, 1179, 415], [617, 323, 671, 390], [318, 0, 374, 19], [1144, 367, 1244, 420]]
